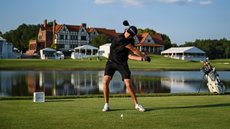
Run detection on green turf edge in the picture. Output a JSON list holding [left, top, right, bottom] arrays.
[[1, 92, 229, 100]]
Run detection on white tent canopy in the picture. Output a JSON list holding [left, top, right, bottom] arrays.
[[40, 48, 57, 59], [42, 48, 56, 52], [161, 47, 205, 54], [0, 36, 6, 41], [161, 47, 205, 61], [71, 45, 99, 59], [74, 45, 98, 55], [75, 45, 98, 50]]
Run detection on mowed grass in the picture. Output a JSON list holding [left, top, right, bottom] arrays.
[[1, 95, 230, 129], [1, 55, 230, 70]]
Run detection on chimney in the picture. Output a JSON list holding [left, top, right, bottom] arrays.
[[81, 23, 86, 28], [44, 19, 47, 27], [53, 20, 56, 35]]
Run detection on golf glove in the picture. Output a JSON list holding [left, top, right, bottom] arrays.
[[145, 56, 151, 62]]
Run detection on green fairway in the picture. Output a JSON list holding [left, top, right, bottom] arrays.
[[0, 55, 230, 71], [1, 95, 230, 129]]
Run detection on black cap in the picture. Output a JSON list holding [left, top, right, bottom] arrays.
[[127, 26, 137, 37]]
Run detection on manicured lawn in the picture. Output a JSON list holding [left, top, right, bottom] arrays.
[[1, 95, 230, 129], [1, 55, 230, 71]]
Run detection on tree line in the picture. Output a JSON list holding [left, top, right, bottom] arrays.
[[0, 21, 54, 52], [179, 38, 230, 59]]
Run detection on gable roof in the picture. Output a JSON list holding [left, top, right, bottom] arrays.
[[52, 23, 117, 39], [161, 47, 205, 54], [135, 33, 164, 46]]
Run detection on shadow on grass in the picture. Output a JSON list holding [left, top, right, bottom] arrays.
[[154, 103, 230, 110], [45, 100, 74, 102]]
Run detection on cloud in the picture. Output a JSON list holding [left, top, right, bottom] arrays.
[[199, 1, 213, 5], [94, 0, 115, 4], [94, 0, 212, 7], [94, 0, 143, 7]]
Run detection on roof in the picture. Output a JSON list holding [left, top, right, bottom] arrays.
[[0, 36, 6, 41], [53, 24, 117, 39], [95, 28, 117, 39], [75, 45, 98, 50], [135, 44, 164, 47], [161, 47, 205, 54], [135, 33, 165, 47], [41, 48, 56, 51]]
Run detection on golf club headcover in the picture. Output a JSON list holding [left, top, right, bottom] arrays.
[[146, 56, 151, 62]]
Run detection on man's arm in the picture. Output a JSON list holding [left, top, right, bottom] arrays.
[[125, 44, 146, 61]]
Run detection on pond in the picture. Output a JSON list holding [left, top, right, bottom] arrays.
[[0, 71, 229, 97]]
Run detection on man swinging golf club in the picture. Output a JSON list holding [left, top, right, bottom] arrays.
[[102, 21, 151, 112]]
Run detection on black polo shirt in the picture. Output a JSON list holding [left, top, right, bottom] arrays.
[[108, 33, 135, 65]]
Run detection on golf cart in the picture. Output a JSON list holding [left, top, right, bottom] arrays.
[[200, 57, 226, 94]]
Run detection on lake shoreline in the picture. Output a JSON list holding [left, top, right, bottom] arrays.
[[0, 68, 230, 71]]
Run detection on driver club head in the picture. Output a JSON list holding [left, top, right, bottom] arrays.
[[123, 20, 130, 26]]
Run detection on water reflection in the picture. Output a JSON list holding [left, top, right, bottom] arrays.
[[0, 71, 229, 97]]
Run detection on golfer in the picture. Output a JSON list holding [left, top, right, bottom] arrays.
[[102, 25, 151, 112]]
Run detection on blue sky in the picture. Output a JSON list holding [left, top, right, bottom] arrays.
[[0, 0, 229, 45]]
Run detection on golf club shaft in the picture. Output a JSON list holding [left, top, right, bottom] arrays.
[[134, 35, 148, 56]]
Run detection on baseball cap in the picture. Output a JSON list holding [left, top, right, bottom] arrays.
[[127, 26, 137, 37]]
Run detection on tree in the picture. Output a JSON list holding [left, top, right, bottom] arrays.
[[220, 38, 230, 58], [161, 34, 171, 49], [171, 43, 178, 47], [142, 28, 157, 34], [50, 44, 60, 51], [137, 28, 143, 34], [90, 33, 110, 48], [0, 22, 47, 52], [0, 31, 2, 35]]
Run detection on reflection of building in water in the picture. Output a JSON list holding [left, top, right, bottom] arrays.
[[0, 71, 13, 96], [27, 71, 100, 96], [132, 76, 170, 93], [98, 71, 125, 94], [98, 72, 170, 94], [161, 76, 201, 93], [27, 71, 54, 95]]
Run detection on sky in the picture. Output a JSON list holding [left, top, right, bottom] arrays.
[[0, 0, 229, 45]]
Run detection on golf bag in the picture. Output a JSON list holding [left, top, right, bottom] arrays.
[[200, 58, 226, 94]]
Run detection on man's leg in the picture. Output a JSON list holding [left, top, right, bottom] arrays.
[[102, 75, 111, 112], [124, 79, 145, 112], [103, 75, 111, 103], [124, 79, 138, 105]]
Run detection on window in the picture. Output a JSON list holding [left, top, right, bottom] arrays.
[[82, 29, 84, 32], [59, 44, 65, 48], [48, 35, 52, 39], [81, 36, 86, 40], [63, 28, 66, 31], [65, 35, 68, 40], [60, 35, 64, 39], [148, 40, 151, 42]]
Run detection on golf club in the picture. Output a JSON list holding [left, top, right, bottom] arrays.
[[123, 20, 149, 57]]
